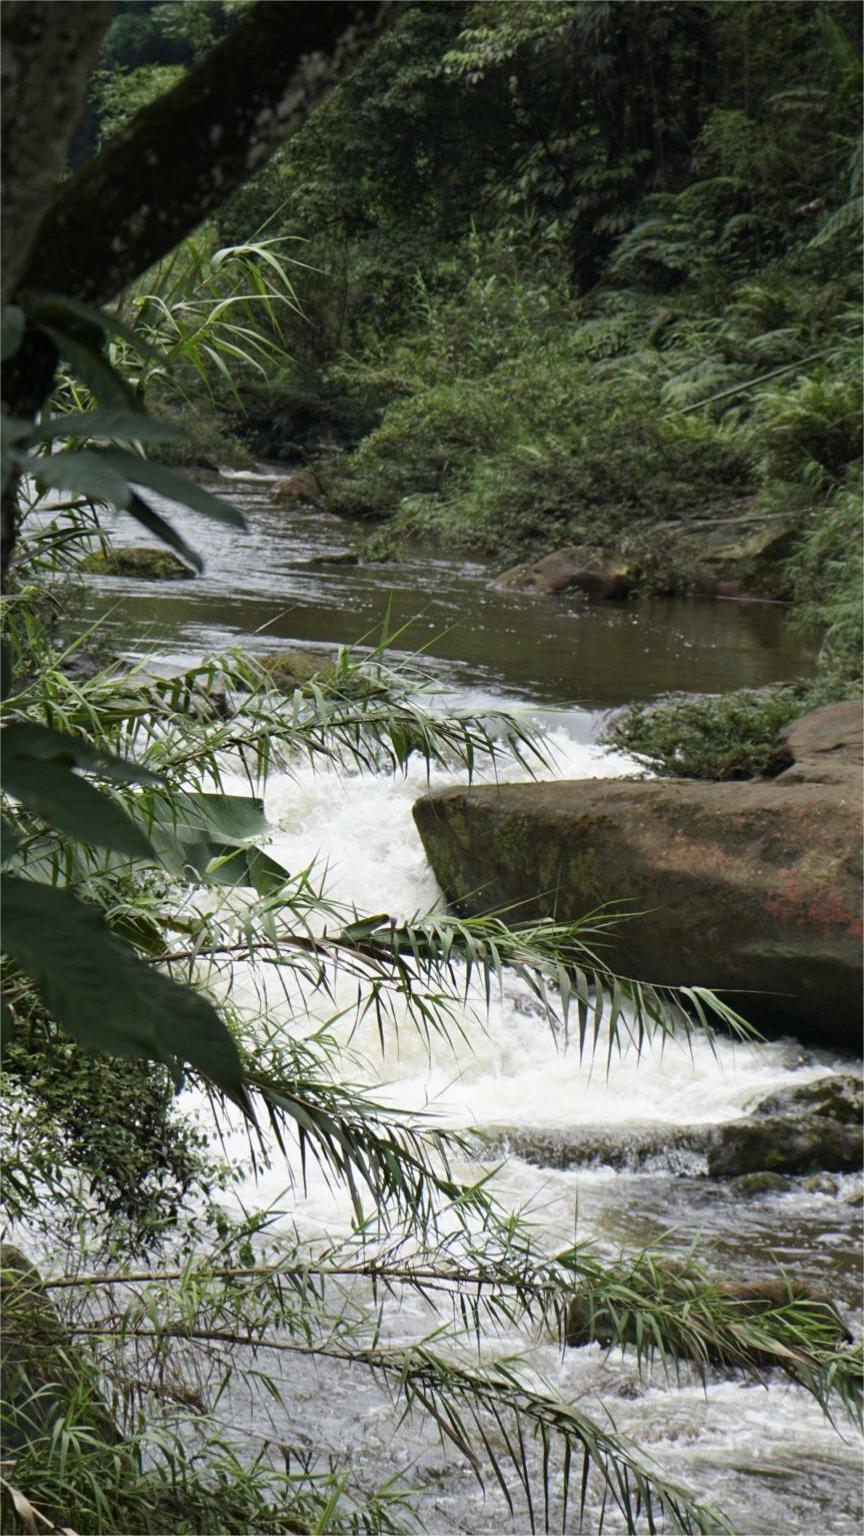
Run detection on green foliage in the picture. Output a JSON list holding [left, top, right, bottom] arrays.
[[3, 1010, 220, 1247], [92, 63, 185, 141], [750, 369, 863, 485], [211, 0, 861, 644], [5, 6, 863, 1527], [786, 482, 864, 668], [317, 239, 750, 561], [600, 673, 859, 781]]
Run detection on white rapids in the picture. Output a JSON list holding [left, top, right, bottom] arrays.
[[176, 716, 861, 1536]]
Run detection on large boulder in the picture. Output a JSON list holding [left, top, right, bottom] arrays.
[[269, 469, 323, 504], [413, 702, 863, 1047], [494, 545, 638, 599], [747, 1071, 863, 1125], [650, 509, 802, 598], [705, 1113, 861, 1177]]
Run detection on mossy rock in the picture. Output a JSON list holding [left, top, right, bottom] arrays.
[[80, 546, 194, 580], [706, 1115, 861, 1178], [252, 649, 332, 690], [252, 649, 387, 701], [726, 1171, 795, 1198], [749, 1073, 863, 1126]]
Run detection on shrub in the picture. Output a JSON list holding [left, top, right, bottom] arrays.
[[600, 674, 860, 781]]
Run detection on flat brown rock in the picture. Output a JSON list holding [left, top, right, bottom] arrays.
[[413, 704, 863, 1047]]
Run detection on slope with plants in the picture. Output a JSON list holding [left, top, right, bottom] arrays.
[[211, 2, 860, 677]]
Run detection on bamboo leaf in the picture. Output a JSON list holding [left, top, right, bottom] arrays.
[[39, 327, 138, 408], [29, 449, 133, 508], [127, 493, 204, 573]]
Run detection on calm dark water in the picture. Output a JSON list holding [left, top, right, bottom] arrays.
[[75, 466, 815, 713]]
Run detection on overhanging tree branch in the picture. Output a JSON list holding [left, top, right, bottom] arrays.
[[14, 0, 401, 309]]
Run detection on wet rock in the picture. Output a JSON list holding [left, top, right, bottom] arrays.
[[57, 644, 120, 681], [670, 511, 802, 599], [727, 1171, 794, 1197], [1, 1245, 121, 1454], [484, 1110, 861, 1179], [269, 469, 322, 504], [413, 702, 863, 1048], [305, 551, 359, 568], [80, 545, 194, 580], [481, 1122, 709, 1173], [748, 1072, 863, 1126], [802, 1173, 840, 1196], [706, 1115, 861, 1177], [767, 699, 863, 784], [252, 649, 385, 702], [494, 545, 638, 599], [252, 649, 332, 690]]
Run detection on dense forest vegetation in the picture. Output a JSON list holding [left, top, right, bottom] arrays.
[[1, 4, 862, 1534], [85, 0, 862, 669]]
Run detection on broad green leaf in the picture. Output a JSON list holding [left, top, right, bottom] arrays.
[[1, 875, 243, 1090], [146, 792, 289, 893], [152, 831, 290, 895], [1, 415, 33, 447], [2, 759, 154, 858], [26, 292, 164, 361], [27, 410, 185, 446], [2, 722, 161, 784], [1, 305, 25, 361], [30, 449, 133, 508], [153, 791, 269, 842], [93, 450, 247, 528], [127, 493, 203, 573], [39, 326, 137, 408]]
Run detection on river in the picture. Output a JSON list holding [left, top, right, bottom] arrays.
[[76, 469, 861, 1534]]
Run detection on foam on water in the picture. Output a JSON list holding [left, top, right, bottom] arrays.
[[191, 722, 845, 1247]]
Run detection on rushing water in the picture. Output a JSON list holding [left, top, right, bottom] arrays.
[[74, 470, 860, 1532]]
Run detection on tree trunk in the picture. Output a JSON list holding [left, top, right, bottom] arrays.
[[1, 2, 112, 300]]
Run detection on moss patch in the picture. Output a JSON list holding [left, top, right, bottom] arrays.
[[80, 546, 194, 580]]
